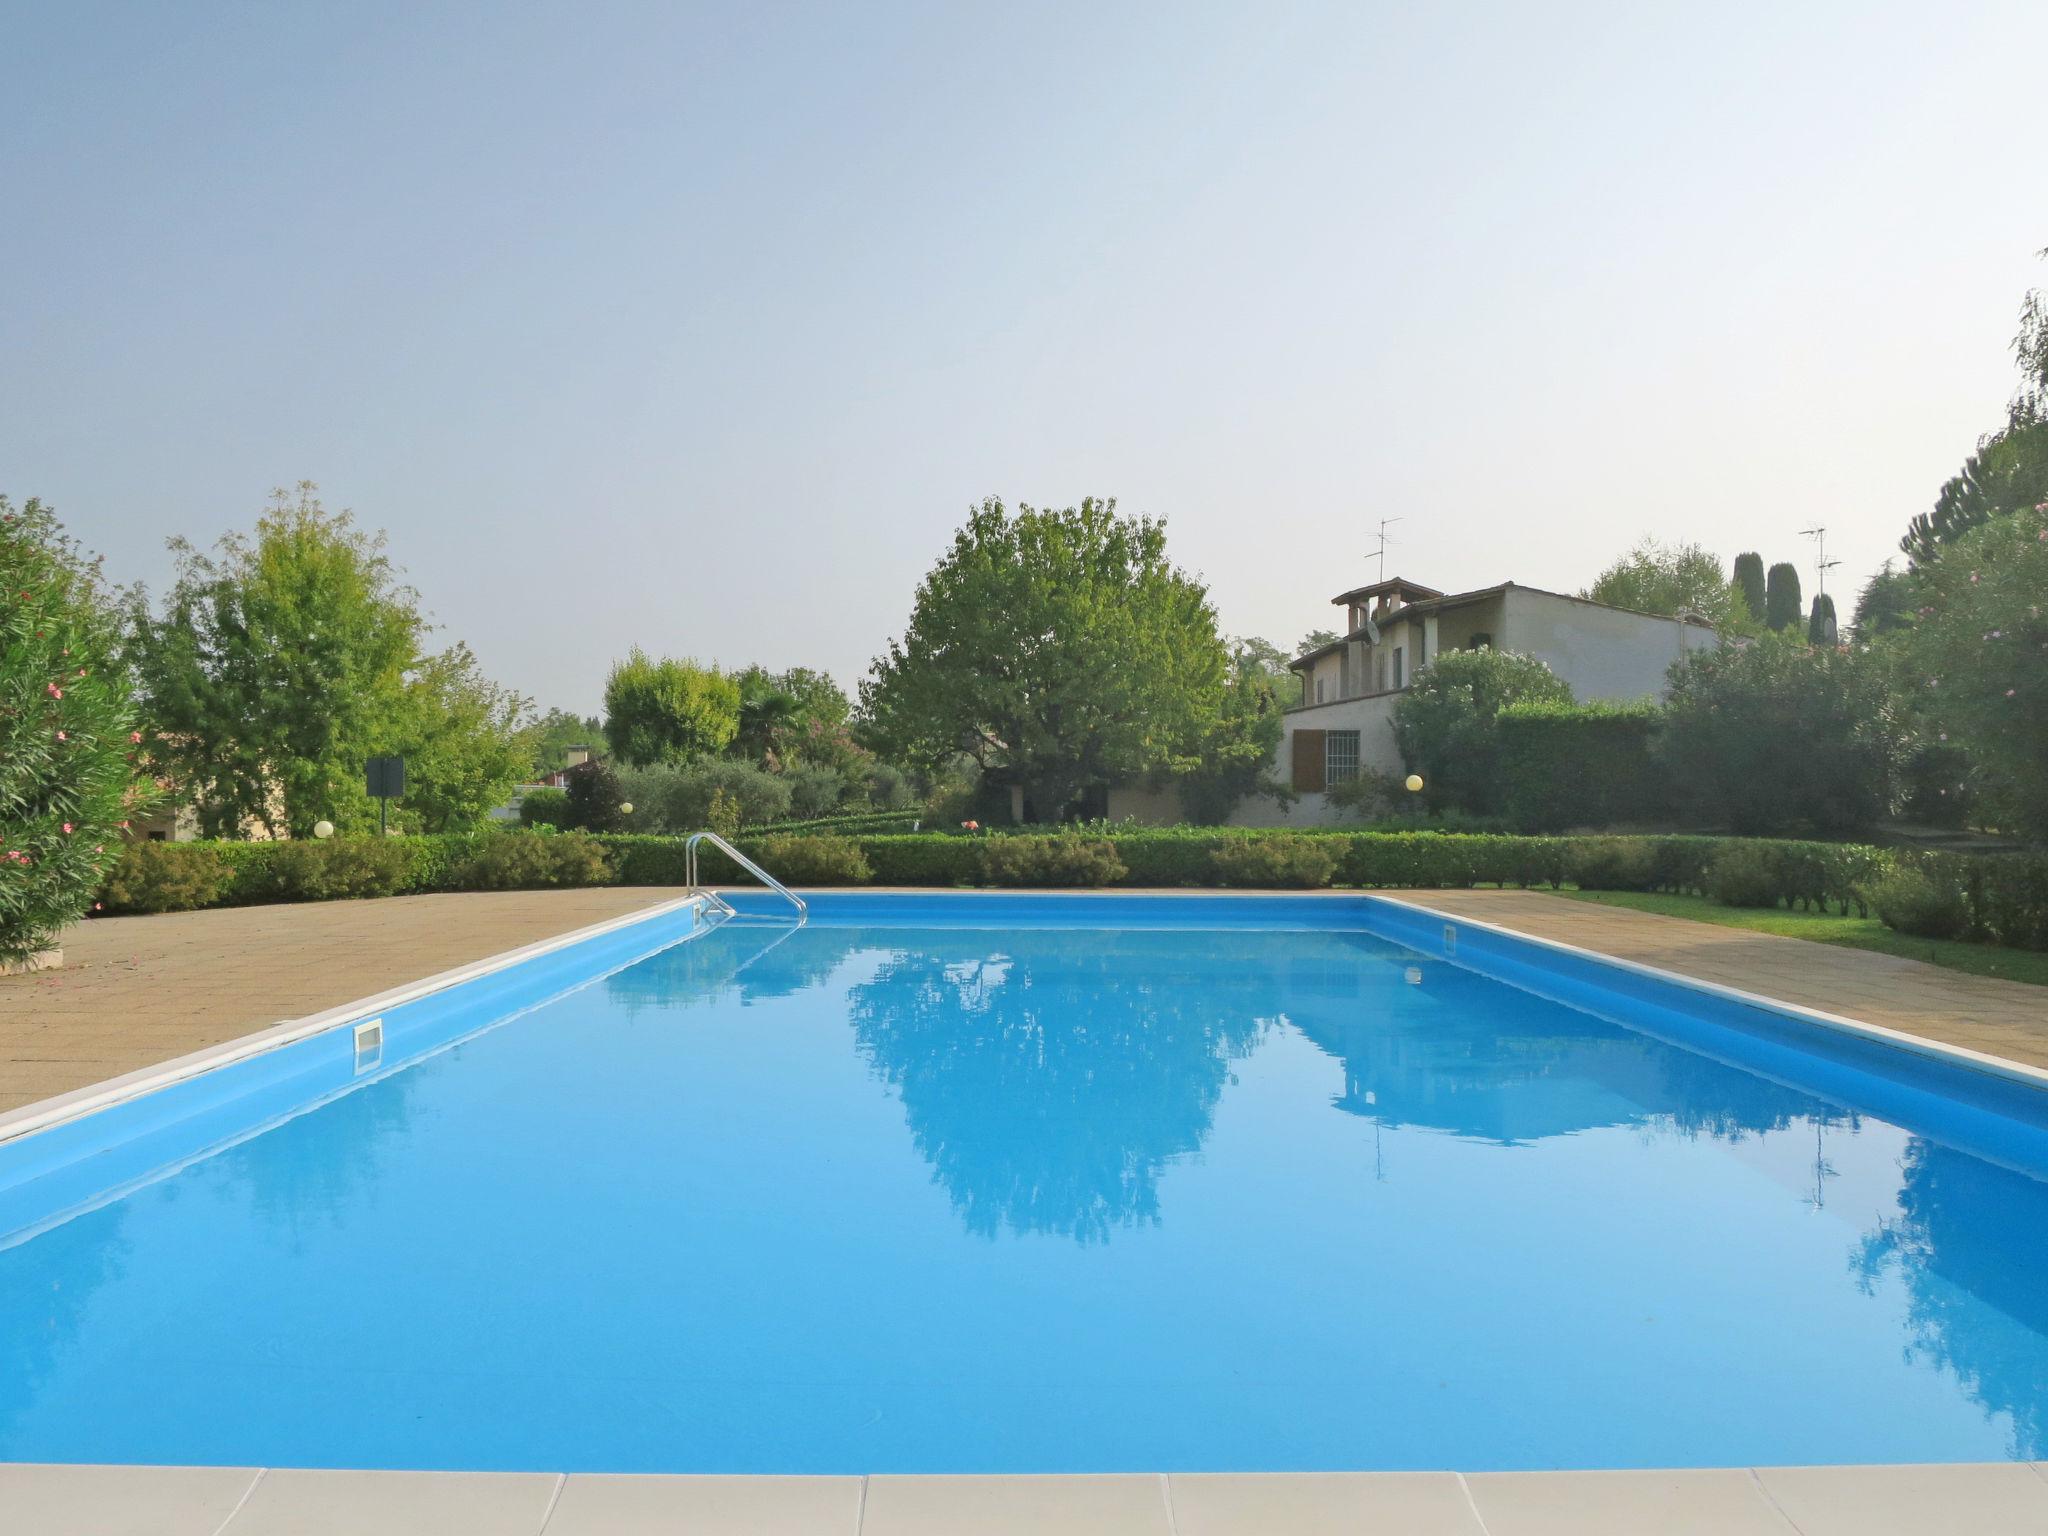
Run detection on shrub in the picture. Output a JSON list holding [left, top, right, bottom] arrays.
[[562, 760, 630, 833], [1498, 700, 1666, 831], [1868, 866, 1970, 941], [258, 836, 418, 901], [450, 830, 614, 890], [784, 765, 844, 820], [100, 841, 236, 914], [1704, 845, 1785, 908], [603, 648, 740, 765], [0, 496, 141, 960], [1661, 637, 1906, 835], [1207, 835, 1337, 888], [1566, 837, 1660, 891], [748, 832, 871, 885], [519, 787, 569, 829], [976, 831, 1126, 887], [863, 762, 916, 811], [1392, 648, 1573, 816]]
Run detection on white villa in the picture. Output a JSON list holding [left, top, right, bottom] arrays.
[[1105, 575, 1716, 827]]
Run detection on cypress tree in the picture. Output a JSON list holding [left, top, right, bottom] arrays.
[[1806, 592, 1837, 645], [1732, 552, 1766, 626], [1764, 562, 1802, 631]]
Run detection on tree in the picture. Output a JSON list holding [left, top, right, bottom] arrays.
[[128, 485, 419, 836], [1852, 561, 1916, 639], [1806, 593, 1838, 645], [125, 484, 530, 836], [1732, 552, 1767, 629], [561, 758, 630, 832], [860, 496, 1227, 819], [521, 708, 605, 773], [1900, 501, 2048, 839], [1175, 641, 1292, 824], [602, 649, 740, 766], [0, 496, 144, 964], [1901, 254, 2048, 569], [1661, 636, 1905, 835], [1391, 648, 1572, 815], [1582, 539, 1745, 631], [390, 644, 533, 832], [1764, 562, 1803, 632]]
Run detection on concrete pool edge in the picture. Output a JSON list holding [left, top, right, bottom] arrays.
[[5, 1461, 2048, 1533], [0, 891, 716, 1149]]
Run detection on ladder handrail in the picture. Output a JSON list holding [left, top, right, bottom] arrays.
[[684, 830, 808, 923]]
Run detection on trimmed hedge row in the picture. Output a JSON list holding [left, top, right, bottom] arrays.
[[1497, 701, 1668, 832], [95, 827, 1887, 908]]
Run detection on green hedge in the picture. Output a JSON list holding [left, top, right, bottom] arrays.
[[92, 827, 2048, 955], [1498, 700, 1667, 831]]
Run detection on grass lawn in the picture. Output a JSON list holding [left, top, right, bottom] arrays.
[[1551, 888, 2048, 988]]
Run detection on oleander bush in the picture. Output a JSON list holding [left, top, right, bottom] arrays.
[[250, 835, 419, 902], [1207, 835, 1337, 888], [748, 832, 871, 885], [976, 831, 1126, 887], [449, 829, 615, 890], [1704, 845, 1785, 909], [1866, 865, 1971, 941], [100, 841, 237, 915], [1565, 837, 1660, 892]]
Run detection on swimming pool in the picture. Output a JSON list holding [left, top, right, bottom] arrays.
[[2, 891, 2045, 1473]]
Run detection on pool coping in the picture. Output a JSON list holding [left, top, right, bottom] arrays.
[[0, 890, 714, 1149]]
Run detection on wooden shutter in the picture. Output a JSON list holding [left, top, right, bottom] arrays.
[[1292, 729, 1327, 793]]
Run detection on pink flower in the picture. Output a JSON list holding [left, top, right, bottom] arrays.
[[54, 731, 66, 741], [45, 683, 61, 698], [129, 731, 142, 744], [92, 902, 102, 911], [1970, 572, 1980, 583], [2007, 689, 2018, 698], [61, 823, 72, 834]]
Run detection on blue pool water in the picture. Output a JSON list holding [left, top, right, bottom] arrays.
[[2, 892, 2046, 1472]]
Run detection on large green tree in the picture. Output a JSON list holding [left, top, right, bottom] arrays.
[[1899, 502, 2048, 839], [1175, 640, 1291, 824], [602, 649, 740, 766], [860, 496, 1228, 819], [1582, 539, 1746, 630], [0, 497, 143, 963], [1902, 254, 2048, 569], [126, 484, 531, 835]]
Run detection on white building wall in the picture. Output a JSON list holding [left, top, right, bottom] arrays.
[[1499, 588, 1714, 703]]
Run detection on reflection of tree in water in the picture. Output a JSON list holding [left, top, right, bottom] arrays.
[[1288, 958, 1846, 1146], [0, 1202, 131, 1446], [603, 923, 867, 1018], [1854, 1139, 2048, 1458], [847, 932, 1272, 1243]]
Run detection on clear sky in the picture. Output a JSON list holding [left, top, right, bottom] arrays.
[[4, 1, 2043, 714]]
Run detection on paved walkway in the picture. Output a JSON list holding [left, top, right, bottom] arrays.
[[1408, 888, 2048, 1071], [0, 890, 680, 1114]]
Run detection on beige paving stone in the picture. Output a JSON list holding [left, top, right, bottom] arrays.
[[1168, 1471, 1482, 1535], [541, 1473, 863, 1534], [1403, 889, 2048, 1070], [861, 1473, 1171, 1536], [221, 1468, 559, 1534], [1466, 1468, 1796, 1534], [1753, 1462, 2048, 1535], [0, 1462, 260, 1535]]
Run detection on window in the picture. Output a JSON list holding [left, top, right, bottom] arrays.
[[1469, 631, 1493, 650], [1315, 677, 1326, 703], [1326, 730, 1361, 784], [1392, 646, 1404, 690]]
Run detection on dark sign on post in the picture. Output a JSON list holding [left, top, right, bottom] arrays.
[[366, 755, 406, 834]]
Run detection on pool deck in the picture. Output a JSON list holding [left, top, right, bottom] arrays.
[[4, 887, 2048, 1533]]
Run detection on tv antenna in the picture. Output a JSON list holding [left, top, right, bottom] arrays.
[[1369, 517, 1403, 584], [1799, 526, 1841, 597]]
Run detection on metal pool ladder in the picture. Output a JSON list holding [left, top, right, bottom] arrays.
[[685, 830, 808, 924]]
